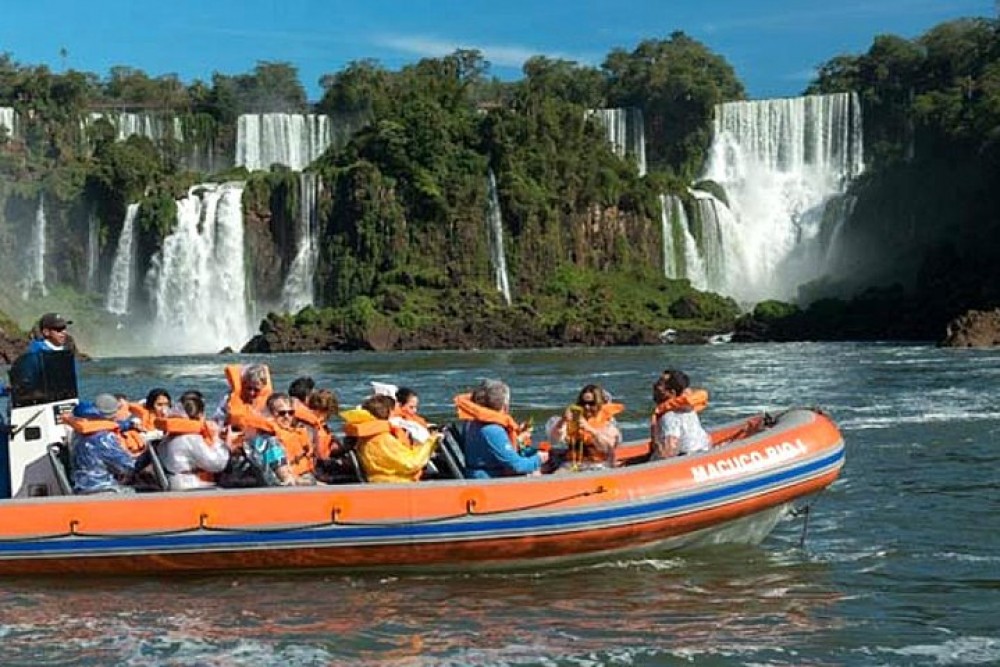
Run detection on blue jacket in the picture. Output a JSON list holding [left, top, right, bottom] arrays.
[[71, 428, 143, 493], [463, 422, 541, 479]]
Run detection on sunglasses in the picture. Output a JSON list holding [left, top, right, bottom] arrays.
[[50, 326, 67, 332], [580, 399, 597, 407], [275, 409, 295, 417]]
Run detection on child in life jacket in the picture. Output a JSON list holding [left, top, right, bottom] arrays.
[[546, 383, 623, 471], [650, 370, 710, 460]]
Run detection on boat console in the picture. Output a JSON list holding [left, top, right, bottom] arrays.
[[2, 350, 78, 498]]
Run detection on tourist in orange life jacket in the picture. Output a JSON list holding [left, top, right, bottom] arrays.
[[211, 363, 273, 427], [349, 394, 437, 483], [156, 391, 230, 491], [129, 388, 173, 432], [241, 393, 309, 486], [390, 386, 435, 446], [459, 379, 548, 479], [67, 394, 153, 494], [546, 383, 623, 472], [650, 369, 711, 460]]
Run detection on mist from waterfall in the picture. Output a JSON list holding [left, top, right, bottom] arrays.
[[235, 113, 332, 171], [21, 197, 47, 299], [690, 92, 864, 303], [486, 171, 512, 305], [280, 172, 320, 313], [590, 108, 647, 176], [105, 203, 139, 315], [145, 183, 251, 354]]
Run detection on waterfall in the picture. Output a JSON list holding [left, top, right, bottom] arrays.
[[87, 111, 178, 143], [105, 203, 139, 315], [692, 91, 864, 303], [235, 113, 332, 171], [279, 172, 320, 312], [486, 171, 512, 305], [86, 213, 100, 292], [145, 183, 251, 354], [591, 108, 647, 176], [0, 107, 15, 137], [21, 197, 47, 299], [660, 194, 706, 289]]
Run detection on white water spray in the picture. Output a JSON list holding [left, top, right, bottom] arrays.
[[145, 183, 251, 354], [693, 92, 864, 303]]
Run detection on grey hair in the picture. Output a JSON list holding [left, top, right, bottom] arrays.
[[242, 364, 269, 386], [471, 379, 510, 411]]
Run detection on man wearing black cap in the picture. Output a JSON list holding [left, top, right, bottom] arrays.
[[27, 313, 72, 353]]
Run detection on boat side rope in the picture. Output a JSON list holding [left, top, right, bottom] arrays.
[[331, 485, 608, 527], [0, 486, 609, 542]]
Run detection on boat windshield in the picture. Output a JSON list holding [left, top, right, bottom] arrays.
[[7, 350, 78, 408]]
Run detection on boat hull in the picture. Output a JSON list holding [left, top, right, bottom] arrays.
[[0, 408, 844, 576]]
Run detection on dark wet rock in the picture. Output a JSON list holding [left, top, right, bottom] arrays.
[[939, 308, 1000, 348]]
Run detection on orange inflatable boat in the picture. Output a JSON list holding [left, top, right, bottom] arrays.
[[0, 352, 845, 576]]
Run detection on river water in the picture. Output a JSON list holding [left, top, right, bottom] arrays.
[[1, 343, 998, 666]]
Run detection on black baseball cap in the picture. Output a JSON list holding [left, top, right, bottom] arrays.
[[38, 313, 72, 330]]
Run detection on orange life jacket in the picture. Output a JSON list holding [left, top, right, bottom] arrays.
[[568, 402, 625, 444], [154, 416, 218, 447], [454, 393, 519, 448], [243, 415, 314, 476], [224, 364, 273, 427], [312, 423, 337, 460], [127, 403, 158, 432], [293, 402, 322, 429], [343, 418, 392, 439], [62, 415, 146, 456]]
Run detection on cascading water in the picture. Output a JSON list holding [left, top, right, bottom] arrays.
[[486, 171, 512, 305], [86, 213, 100, 292], [105, 203, 139, 315], [660, 194, 706, 289], [145, 183, 251, 354], [591, 108, 647, 176], [87, 111, 181, 143], [687, 92, 864, 304], [235, 113, 332, 171], [21, 197, 47, 299], [279, 172, 320, 313]]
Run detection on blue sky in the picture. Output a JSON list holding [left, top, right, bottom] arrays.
[[0, 0, 993, 101]]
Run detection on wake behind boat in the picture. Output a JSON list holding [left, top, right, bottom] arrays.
[[0, 352, 845, 576]]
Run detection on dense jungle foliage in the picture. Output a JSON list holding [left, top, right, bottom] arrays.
[[1, 17, 999, 349]]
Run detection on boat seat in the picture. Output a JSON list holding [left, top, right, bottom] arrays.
[[145, 441, 170, 491], [346, 450, 367, 483], [435, 422, 467, 479], [46, 442, 74, 496]]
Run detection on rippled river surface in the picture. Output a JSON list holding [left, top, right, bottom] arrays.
[[1, 343, 998, 666]]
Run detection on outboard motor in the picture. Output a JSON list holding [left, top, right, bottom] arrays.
[[2, 350, 78, 498]]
